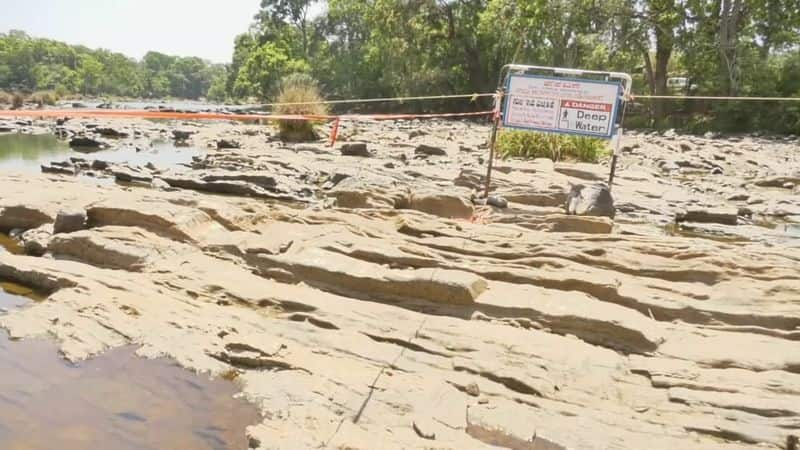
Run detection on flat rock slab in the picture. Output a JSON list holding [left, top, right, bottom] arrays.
[[251, 247, 487, 305]]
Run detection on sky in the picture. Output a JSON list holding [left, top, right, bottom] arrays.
[[0, 0, 262, 63]]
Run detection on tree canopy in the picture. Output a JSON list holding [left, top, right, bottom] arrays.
[[226, 0, 800, 132]]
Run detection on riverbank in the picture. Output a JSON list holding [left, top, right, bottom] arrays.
[[0, 115, 798, 448]]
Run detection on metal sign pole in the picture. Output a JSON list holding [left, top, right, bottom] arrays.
[[483, 103, 501, 198], [607, 99, 629, 190]]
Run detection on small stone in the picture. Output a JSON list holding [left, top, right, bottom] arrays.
[[711, 167, 723, 175], [53, 209, 87, 234], [91, 160, 109, 171], [783, 182, 795, 189]]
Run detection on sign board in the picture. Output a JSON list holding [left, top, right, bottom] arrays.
[[503, 75, 622, 139]]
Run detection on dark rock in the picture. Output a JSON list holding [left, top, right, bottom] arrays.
[[727, 193, 749, 201], [566, 183, 615, 218], [340, 143, 370, 157], [71, 102, 87, 108], [217, 139, 240, 149], [383, 162, 395, 169], [414, 144, 447, 157], [53, 209, 87, 234], [91, 160, 109, 171], [679, 142, 693, 152], [753, 176, 800, 188], [40, 164, 76, 175], [69, 136, 108, 149], [172, 130, 195, 141], [675, 208, 738, 226], [95, 127, 129, 138], [96, 102, 113, 109]]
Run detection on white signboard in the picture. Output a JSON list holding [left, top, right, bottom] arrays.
[[503, 75, 621, 139]]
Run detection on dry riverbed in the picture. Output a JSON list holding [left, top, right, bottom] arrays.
[[0, 115, 799, 449]]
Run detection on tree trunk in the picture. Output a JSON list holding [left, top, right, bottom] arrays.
[[718, 0, 745, 95], [653, 26, 672, 126]]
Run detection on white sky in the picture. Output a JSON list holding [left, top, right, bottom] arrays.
[[0, 0, 262, 63]]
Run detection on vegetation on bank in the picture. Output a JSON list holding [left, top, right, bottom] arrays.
[[0, 30, 225, 100], [3, 2, 800, 134], [496, 131, 609, 163]]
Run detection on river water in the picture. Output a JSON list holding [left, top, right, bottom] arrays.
[[0, 282, 259, 450], [0, 133, 199, 173]]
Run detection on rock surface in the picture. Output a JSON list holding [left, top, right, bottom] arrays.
[[0, 117, 798, 450]]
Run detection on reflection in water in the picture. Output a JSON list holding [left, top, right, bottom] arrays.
[[0, 283, 259, 450], [0, 133, 199, 173], [0, 133, 70, 171]]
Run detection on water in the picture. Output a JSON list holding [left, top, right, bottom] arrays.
[[0, 283, 259, 450], [0, 134, 200, 173]]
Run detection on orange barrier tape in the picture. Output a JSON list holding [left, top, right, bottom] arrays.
[[0, 109, 493, 122]]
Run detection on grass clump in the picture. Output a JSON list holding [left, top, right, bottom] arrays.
[[274, 73, 328, 142], [30, 90, 58, 107], [11, 92, 24, 109], [496, 130, 609, 163]]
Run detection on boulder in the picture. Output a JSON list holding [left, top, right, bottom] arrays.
[[415, 144, 447, 157], [565, 183, 615, 218], [20, 225, 53, 257], [340, 143, 370, 157], [53, 209, 87, 234]]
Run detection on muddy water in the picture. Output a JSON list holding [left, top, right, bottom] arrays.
[[0, 233, 23, 254], [0, 283, 259, 450], [0, 134, 199, 173]]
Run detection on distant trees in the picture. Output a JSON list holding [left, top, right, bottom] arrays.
[[0, 31, 224, 100]]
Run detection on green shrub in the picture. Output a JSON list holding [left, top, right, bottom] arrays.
[[496, 130, 609, 163], [274, 73, 328, 142], [11, 92, 24, 109]]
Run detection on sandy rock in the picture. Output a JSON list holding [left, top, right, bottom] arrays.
[[407, 191, 474, 219], [250, 247, 487, 305]]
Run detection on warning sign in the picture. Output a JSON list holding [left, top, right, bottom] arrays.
[[503, 75, 621, 138]]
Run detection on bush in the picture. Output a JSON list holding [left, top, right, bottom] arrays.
[[496, 130, 609, 163], [11, 92, 24, 109], [0, 91, 11, 105], [30, 90, 58, 107], [274, 73, 328, 142]]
